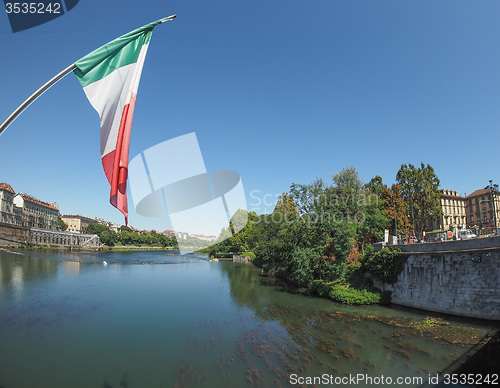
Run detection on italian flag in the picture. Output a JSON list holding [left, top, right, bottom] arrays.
[[73, 16, 175, 224]]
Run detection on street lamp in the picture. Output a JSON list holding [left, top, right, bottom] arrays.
[[488, 180, 499, 231], [392, 195, 398, 239], [479, 199, 490, 234]]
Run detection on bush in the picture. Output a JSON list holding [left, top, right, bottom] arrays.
[[310, 280, 382, 305], [345, 261, 362, 279], [214, 253, 233, 258], [360, 244, 375, 264], [364, 247, 406, 284], [240, 252, 256, 259]]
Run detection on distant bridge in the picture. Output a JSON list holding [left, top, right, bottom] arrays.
[[29, 227, 101, 248]]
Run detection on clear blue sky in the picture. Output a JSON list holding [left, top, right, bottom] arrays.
[[1, 1, 499, 232]]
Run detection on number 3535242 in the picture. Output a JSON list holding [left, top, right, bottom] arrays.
[[5, 3, 61, 14]]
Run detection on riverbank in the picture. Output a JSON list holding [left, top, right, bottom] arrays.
[[238, 259, 500, 378], [104, 245, 175, 251], [1, 244, 101, 251], [252, 253, 389, 306], [1, 244, 176, 252]]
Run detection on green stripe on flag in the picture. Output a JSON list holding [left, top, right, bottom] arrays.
[[74, 29, 153, 87], [73, 16, 173, 87]]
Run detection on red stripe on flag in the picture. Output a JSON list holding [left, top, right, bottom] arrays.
[[109, 93, 137, 225], [101, 150, 115, 185]]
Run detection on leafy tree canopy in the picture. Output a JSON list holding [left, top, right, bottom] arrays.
[[58, 216, 68, 231], [396, 163, 442, 238]]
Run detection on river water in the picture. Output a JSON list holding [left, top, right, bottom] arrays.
[[0, 249, 495, 388]]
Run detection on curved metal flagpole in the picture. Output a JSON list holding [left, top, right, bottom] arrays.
[[0, 63, 77, 137], [0, 13, 176, 138]]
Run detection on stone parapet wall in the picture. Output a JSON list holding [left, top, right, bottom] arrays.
[[0, 222, 29, 243], [375, 244, 500, 320], [398, 235, 500, 253]]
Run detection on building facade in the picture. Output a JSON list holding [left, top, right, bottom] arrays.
[[13, 193, 59, 230], [439, 189, 467, 230], [175, 231, 189, 240], [0, 182, 102, 247], [91, 217, 121, 232], [191, 234, 217, 242], [61, 215, 95, 233], [466, 188, 500, 233], [107, 222, 121, 233], [0, 183, 16, 225], [29, 227, 100, 248], [163, 230, 176, 238]]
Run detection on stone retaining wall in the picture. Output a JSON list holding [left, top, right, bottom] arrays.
[[375, 238, 500, 320]]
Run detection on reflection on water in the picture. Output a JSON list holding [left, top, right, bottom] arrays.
[[0, 249, 58, 295], [0, 250, 495, 388], [1, 248, 206, 265], [61, 260, 81, 274]]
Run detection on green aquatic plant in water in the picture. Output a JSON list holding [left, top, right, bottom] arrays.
[[408, 317, 481, 345], [310, 279, 384, 305]]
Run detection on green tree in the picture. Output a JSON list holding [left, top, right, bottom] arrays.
[[396, 163, 442, 238], [359, 175, 389, 246], [290, 178, 327, 216], [273, 193, 298, 219], [209, 210, 260, 255], [285, 168, 368, 280], [253, 212, 298, 278], [331, 167, 365, 217], [358, 198, 388, 247], [86, 223, 117, 246], [58, 216, 68, 231], [119, 230, 132, 245], [365, 175, 387, 197], [87, 223, 109, 235], [380, 184, 412, 238], [100, 230, 117, 246]]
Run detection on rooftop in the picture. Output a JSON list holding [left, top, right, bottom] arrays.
[[440, 189, 465, 199], [18, 193, 59, 211], [62, 215, 95, 223], [0, 182, 15, 194], [466, 188, 492, 198]]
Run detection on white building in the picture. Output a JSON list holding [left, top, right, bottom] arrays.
[[61, 215, 95, 233], [107, 223, 121, 233], [13, 193, 59, 230], [439, 189, 467, 230], [175, 231, 189, 240], [0, 183, 16, 225], [191, 234, 217, 242]]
